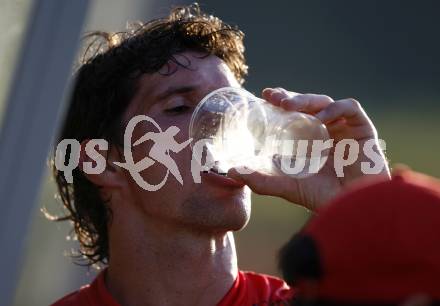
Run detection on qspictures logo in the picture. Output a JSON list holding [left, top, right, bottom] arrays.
[[55, 115, 387, 191]]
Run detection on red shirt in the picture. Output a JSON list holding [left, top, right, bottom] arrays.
[[52, 270, 294, 306]]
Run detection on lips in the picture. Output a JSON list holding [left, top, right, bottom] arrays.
[[201, 166, 245, 188]]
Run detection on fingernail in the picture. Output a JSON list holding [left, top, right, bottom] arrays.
[[235, 166, 256, 175], [280, 98, 289, 106]]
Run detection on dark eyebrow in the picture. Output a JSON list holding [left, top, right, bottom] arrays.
[[156, 85, 198, 101]]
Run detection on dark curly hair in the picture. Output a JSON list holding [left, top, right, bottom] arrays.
[[51, 3, 248, 267]]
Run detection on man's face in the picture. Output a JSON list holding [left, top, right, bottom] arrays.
[[118, 51, 252, 233]]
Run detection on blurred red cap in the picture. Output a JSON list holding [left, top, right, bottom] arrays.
[[299, 169, 440, 303]]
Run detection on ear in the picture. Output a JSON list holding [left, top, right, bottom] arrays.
[[79, 139, 125, 189]]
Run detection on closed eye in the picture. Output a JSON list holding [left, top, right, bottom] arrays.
[[164, 105, 191, 114]]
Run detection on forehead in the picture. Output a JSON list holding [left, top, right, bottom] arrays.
[[132, 51, 238, 106], [155, 52, 235, 86]]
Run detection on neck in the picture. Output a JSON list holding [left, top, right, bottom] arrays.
[[106, 215, 238, 306]]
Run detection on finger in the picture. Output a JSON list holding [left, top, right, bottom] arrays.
[[280, 93, 334, 113], [262, 87, 299, 106], [315, 98, 369, 125], [261, 88, 274, 101]]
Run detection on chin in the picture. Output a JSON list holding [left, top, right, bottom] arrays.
[[180, 188, 252, 233], [219, 193, 251, 231]]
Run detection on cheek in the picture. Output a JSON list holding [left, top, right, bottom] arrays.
[[160, 114, 191, 139], [126, 122, 171, 186], [132, 114, 194, 188], [157, 113, 193, 173]]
